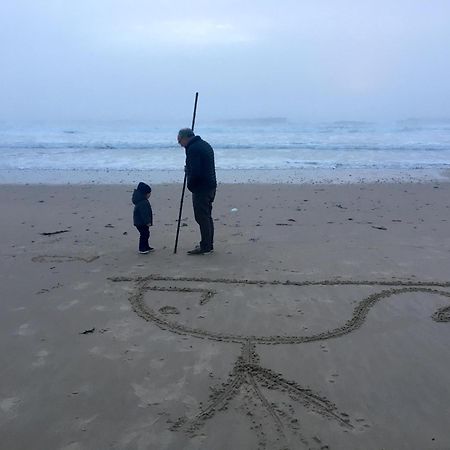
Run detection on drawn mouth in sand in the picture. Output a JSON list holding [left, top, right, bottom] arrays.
[[110, 274, 450, 449]]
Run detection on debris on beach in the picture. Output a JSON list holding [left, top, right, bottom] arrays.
[[40, 230, 69, 236], [79, 327, 95, 335]]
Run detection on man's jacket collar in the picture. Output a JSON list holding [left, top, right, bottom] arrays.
[[186, 135, 201, 150]]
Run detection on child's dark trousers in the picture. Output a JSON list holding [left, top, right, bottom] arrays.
[[135, 225, 150, 252]]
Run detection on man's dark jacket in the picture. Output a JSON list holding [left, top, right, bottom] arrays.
[[185, 136, 217, 193], [132, 190, 153, 226]]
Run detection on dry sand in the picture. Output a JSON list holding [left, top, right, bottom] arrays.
[[1, 182, 450, 450]]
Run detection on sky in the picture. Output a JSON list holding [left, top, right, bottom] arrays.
[[1, 0, 450, 122]]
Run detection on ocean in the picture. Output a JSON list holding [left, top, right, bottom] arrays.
[[1, 119, 450, 184]]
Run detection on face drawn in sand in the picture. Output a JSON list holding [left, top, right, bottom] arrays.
[[110, 274, 450, 449]]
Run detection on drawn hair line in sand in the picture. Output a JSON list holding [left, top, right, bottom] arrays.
[[110, 274, 450, 449], [32, 255, 99, 263]]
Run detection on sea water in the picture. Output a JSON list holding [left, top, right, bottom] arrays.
[[1, 119, 449, 184]]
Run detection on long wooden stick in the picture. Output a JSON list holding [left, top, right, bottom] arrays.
[[173, 92, 199, 254]]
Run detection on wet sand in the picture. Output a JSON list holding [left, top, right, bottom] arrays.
[[1, 182, 450, 450]]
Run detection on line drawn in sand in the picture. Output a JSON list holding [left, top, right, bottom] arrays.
[[32, 255, 99, 263], [110, 274, 450, 449]]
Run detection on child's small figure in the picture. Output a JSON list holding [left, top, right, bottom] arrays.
[[132, 182, 153, 254]]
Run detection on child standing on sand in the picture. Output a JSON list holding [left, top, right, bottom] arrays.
[[132, 182, 153, 254]]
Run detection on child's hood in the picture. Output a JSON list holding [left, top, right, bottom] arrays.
[[132, 189, 148, 205]]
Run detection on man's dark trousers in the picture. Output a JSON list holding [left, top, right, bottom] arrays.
[[192, 189, 216, 251]]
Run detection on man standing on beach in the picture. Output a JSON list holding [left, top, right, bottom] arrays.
[[177, 128, 217, 255]]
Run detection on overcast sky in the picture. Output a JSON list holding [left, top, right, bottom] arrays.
[[1, 0, 450, 122]]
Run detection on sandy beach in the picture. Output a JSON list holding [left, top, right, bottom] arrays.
[[1, 182, 450, 450]]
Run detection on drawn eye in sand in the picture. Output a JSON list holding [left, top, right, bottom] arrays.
[[110, 274, 450, 449]]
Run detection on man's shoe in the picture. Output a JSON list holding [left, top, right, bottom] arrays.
[[139, 247, 154, 254], [187, 246, 212, 255]]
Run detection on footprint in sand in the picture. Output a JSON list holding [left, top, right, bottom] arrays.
[[16, 323, 35, 336], [73, 281, 91, 290], [57, 300, 79, 311], [60, 442, 84, 450], [91, 305, 107, 311], [32, 350, 50, 367], [0, 397, 21, 415]]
